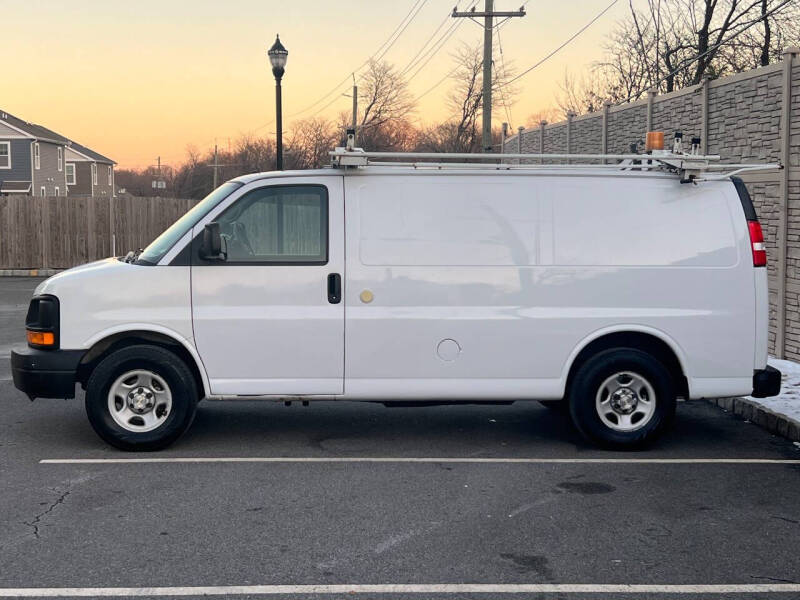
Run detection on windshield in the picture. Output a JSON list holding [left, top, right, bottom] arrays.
[[136, 181, 244, 265]]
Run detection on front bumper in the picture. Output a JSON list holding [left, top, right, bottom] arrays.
[[752, 365, 781, 398], [10, 347, 85, 400]]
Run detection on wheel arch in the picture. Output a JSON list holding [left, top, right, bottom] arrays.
[[76, 327, 209, 397], [562, 326, 690, 399]]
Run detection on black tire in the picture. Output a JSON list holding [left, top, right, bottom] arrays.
[[538, 400, 568, 412], [85, 344, 199, 451], [568, 348, 676, 449]]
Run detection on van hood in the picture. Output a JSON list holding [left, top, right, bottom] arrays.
[[34, 258, 137, 296]]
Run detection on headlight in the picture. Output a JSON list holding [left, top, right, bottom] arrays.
[[25, 295, 59, 349]]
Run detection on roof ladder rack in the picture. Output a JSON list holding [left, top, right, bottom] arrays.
[[329, 147, 781, 183]]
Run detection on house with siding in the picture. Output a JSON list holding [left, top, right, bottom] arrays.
[[0, 110, 68, 197], [64, 141, 115, 197], [0, 109, 116, 198]]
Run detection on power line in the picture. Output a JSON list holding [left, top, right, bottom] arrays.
[[400, 1, 462, 75], [495, 25, 514, 128], [369, 0, 429, 69], [495, 0, 531, 29], [406, 20, 463, 82], [414, 63, 461, 101], [498, 0, 620, 90], [285, 0, 427, 120], [408, 0, 482, 96]]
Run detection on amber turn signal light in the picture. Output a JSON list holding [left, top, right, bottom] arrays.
[[27, 330, 55, 346]]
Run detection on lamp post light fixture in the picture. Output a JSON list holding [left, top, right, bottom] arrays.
[[268, 34, 288, 171]]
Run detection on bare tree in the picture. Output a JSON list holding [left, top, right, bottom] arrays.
[[588, 0, 799, 105], [423, 43, 519, 153], [233, 135, 275, 174], [352, 60, 417, 151], [286, 117, 339, 169], [525, 107, 562, 127], [555, 69, 614, 117]]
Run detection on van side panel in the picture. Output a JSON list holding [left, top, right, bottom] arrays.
[[343, 173, 755, 400], [345, 175, 555, 399]]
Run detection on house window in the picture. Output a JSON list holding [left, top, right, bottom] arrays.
[[40, 186, 46, 196], [65, 163, 76, 185], [55, 187, 60, 196], [92, 163, 97, 185], [34, 143, 40, 169], [57, 147, 63, 171], [0, 142, 10, 169], [108, 165, 112, 185]]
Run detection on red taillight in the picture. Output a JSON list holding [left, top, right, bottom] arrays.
[[748, 220, 766, 267]]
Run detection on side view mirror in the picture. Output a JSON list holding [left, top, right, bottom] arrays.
[[200, 222, 226, 261]]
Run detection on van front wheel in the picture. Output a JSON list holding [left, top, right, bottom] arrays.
[[85, 345, 198, 451], [568, 349, 676, 449]]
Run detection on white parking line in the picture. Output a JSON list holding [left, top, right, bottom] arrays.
[[40, 457, 800, 465], [1, 583, 800, 597]]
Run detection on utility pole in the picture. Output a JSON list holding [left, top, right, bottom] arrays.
[[352, 83, 358, 146], [153, 156, 162, 197], [212, 145, 219, 188], [205, 144, 239, 190], [344, 76, 358, 146], [452, 1, 525, 152]]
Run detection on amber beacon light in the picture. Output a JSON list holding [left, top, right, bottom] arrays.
[[645, 131, 665, 152]]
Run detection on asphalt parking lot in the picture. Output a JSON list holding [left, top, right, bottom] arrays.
[[1, 277, 800, 600]]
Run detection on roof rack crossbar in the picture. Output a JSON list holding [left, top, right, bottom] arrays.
[[332, 149, 721, 161]]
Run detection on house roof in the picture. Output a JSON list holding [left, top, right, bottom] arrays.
[[0, 109, 70, 144], [66, 140, 115, 165], [0, 108, 115, 165]]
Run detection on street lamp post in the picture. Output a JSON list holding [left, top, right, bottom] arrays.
[[268, 35, 288, 171]]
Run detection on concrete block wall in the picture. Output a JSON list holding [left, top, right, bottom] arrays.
[[571, 115, 604, 155], [786, 64, 800, 357], [504, 52, 800, 361], [706, 67, 783, 162], [607, 104, 647, 153], [651, 85, 703, 146]]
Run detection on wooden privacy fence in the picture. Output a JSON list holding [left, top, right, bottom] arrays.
[[0, 195, 196, 270]]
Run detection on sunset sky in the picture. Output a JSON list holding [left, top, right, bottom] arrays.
[[3, 0, 630, 169]]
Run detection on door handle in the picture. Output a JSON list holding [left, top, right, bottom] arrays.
[[327, 273, 341, 304]]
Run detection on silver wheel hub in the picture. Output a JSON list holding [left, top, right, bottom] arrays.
[[108, 370, 172, 433], [128, 387, 155, 413], [610, 387, 638, 413], [595, 371, 656, 432]]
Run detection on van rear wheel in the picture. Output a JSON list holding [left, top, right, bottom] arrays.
[[568, 348, 676, 449], [85, 345, 198, 451]]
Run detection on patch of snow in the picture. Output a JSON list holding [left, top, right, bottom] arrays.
[[743, 357, 800, 425]]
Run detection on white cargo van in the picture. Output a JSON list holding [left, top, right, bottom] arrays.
[[11, 148, 781, 450]]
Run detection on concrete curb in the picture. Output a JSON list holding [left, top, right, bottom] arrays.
[[708, 397, 800, 442], [0, 269, 60, 277]]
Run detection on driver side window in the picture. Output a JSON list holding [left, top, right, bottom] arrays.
[[215, 184, 328, 264]]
